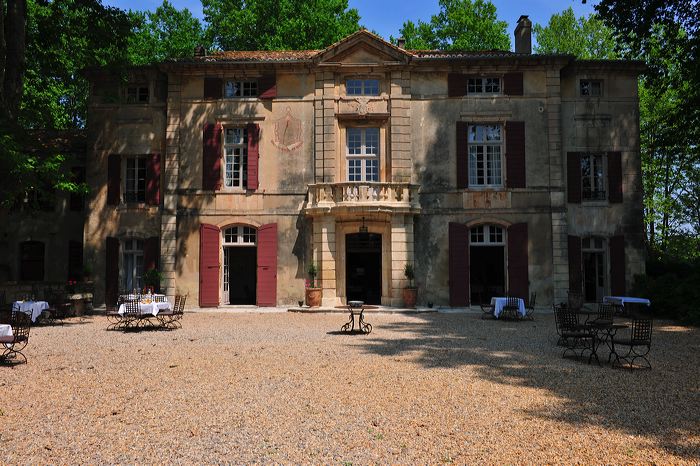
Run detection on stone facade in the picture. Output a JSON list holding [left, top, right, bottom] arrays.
[[82, 25, 645, 308]]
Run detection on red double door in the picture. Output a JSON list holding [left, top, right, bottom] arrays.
[[199, 223, 277, 307]]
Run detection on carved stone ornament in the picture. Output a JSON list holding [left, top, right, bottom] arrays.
[[272, 107, 303, 152]]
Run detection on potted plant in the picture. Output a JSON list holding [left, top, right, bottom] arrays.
[[305, 263, 322, 307], [143, 269, 163, 294], [403, 263, 417, 308], [82, 263, 93, 283]]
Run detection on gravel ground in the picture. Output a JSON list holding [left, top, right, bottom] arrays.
[[1, 311, 698, 463]]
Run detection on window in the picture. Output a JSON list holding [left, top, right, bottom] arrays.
[[582, 236, 606, 302], [20, 241, 44, 281], [224, 128, 248, 188], [581, 153, 606, 200], [470, 225, 504, 245], [124, 156, 146, 203], [126, 85, 149, 104], [224, 80, 258, 98], [346, 127, 379, 182], [580, 79, 602, 97], [467, 77, 501, 94], [468, 124, 503, 187], [123, 238, 144, 292], [346, 79, 380, 96]]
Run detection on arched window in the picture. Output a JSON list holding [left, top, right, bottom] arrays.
[[223, 225, 256, 245]]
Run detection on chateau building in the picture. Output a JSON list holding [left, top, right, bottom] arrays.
[[82, 17, 646, 308]]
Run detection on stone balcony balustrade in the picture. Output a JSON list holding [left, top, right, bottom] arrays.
[[305, 182, 421, 216]]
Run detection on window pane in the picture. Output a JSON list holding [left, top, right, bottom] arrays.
[[365, 128, 379, 156], [225, 81, 239, 97], [347, 128, 362, 155], [365, 159, 379, 181], [468, 78, 482, 93], [485, 78, 500, 93], [348, 159, 362, 181], [485, 125, 501, 141], [364, 79, 379, 95], [347, 80, 363, 95]]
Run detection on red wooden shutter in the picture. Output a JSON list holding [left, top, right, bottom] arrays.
[[456, 121, 469, 188], [202, 123, 223, 191], [448, 222, 470, 306], [503, 72, 523, 96], [568, 235, 582, 294], [247, 123, 260, 190], [506, 121, 526, 188], [203, 77, 222, 100], [609, 235, 626, 295], [107, 154, 121, 205], [199, 224, 220, 307], [105, 237, 119, 305], [146, 153, 161, 205], [567, 152, 582, 203], [257, 223, 278, 306], [258, 75, 277, 99], [507, 223, 529, 298], [143, 236, 160, 272], [447, 73, 467, 97], [608, 151, 623, 203]]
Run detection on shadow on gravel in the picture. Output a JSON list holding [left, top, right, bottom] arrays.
[[354, 312, 700, 460]]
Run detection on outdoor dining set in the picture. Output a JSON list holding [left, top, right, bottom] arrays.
[[106, 292, 187, 331]]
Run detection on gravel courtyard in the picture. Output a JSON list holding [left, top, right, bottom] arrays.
[[1, 311, 698, 463]]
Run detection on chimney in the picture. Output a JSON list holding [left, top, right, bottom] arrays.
[[194, 45, 207, 57], [514, 15, 532, 54], [397, 37, 406, 49]]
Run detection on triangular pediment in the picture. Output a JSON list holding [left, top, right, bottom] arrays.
[[314, 30, 412, 65]]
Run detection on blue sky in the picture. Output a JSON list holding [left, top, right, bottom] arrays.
[[104, 0, 596, 48]]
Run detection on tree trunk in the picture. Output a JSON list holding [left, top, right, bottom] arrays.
[[1, 0, 27, 123]]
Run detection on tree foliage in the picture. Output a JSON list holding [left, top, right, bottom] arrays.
[[394, 0, 510, 51], [202, 0, 361, 51], [128, 0, 208, 65], [532, 7, 617, 58]]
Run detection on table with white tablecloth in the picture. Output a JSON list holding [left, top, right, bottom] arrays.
[[0, 324, 12, 338], [603, 296, 651, 307], [12, 301, 49, 323], [490, 297, 526, 318], [117, 301, 172, 316]]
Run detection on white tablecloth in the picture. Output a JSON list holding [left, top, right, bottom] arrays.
[[0, 324, 12, 338], [491, 297, 526, 318], [118, 301, 171, 317], [12, 301, 49, 322], [603, 296, 651, 307]]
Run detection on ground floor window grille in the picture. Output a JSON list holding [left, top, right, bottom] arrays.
[[123, 238, 144, 292]]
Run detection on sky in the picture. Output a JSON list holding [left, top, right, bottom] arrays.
[[103, 0, 597, 49]]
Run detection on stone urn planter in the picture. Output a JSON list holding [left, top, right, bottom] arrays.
[[403, 287, 417, 308], [305, 288, 322, 307]]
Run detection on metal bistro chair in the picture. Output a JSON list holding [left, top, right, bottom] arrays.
[[554, 305, 595, 360], [500, 296, 521, 321], [524, 292, 536, 320], [611, 318, 653, 369], [567, 291, 584, 311], [480, 301, 495, 320], [121, 299, 142, 330], [594, 303, 615, 324], [1, 310, 32, 364]]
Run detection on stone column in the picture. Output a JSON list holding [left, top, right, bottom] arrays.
[[390, 214, 414, 307], [313, 215, 337, 306]]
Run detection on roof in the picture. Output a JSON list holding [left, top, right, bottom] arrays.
[[204, 49, 321, 62]]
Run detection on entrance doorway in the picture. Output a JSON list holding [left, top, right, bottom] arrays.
[[582, 236, 606, 302], [223, 226, 257, 305], [346, 233, 382, 304], [469, 225, 506, 304]]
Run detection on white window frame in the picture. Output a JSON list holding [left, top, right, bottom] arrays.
[[125, 85, 149, 104], [122, 238, 144, 293], [470, 225, 505, 246], [346, 127, 380, 182], [580, 79, 603, 97], [468, 124, 503, 187], [224, 80, 258, 98], [346, 79, 380, 96], [581, 153, 607, 201], [124, 156, 146, 203], [467, 77, 501, 95], [223, 127, 248, 189], [222, 226, 257, 295]]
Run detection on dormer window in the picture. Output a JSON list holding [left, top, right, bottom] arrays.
[[225, 80, 258, 98], [346, 79, 379, 96], [467, 77, 501, 94], [580, 79, 602, 97], [126, 85, 149, 104]]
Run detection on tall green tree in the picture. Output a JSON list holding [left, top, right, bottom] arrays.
[[394, 0, 510, 51], [532, 7, 617, 58], [128, 0, 207, 65], [202, 0, 361, 51]]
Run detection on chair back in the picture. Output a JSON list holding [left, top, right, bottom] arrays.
[[123, 299, 141, 317], [631, 318, 653, 344], [10, 310, 31, 341], [176, 294, 187, 314], [567, 291, 583, 311], [528, 292, 536, 308], [154, 294, 166, 303], [596, 303, 614, 322], [505, 296, 519, 309], [555, 306, 580, 332]]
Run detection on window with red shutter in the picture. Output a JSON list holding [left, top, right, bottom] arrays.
[[456, 122, 469, 188], [448, 222, 470, 306], [257, 223, 277, 306], [608, 151, 623, 203], [568, 235, 582, 293], [202, 123, 223, 191], [507, 223, 529, 298], [503, 73, 524, 96], [247, 123, 260, 190], [199, 224, 221, 307], [107, 154, 121, 205], [258, 75, 277, 99], [506, 121, 526, 188], [447, 74, 467, 97], [146, 153, 160, 205], [105, 237, 119, 305], [567, 152, 582, 203]]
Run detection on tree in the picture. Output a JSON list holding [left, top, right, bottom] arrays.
[[0, 0, 28, 125], [202, 0, 361, 51], [128, 0, 208, 65], [532, 7, 617, 58], [394, 0, 510, 51]]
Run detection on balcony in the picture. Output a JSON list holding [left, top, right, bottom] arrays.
[[305, 182, 420, 216]]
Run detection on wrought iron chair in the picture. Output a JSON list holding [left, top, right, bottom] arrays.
[[480, 301, 495, 320], [611, 318, 653, 369], [524, 292, 536, 320], [121, 299, 142, 330], [554, 305, 595, 360], [594, 303, 615, 324], [567, 291, 584, 311], [153, 294, 166, 303], [1, 310, 32, 364], [500, 296, 520, 320]]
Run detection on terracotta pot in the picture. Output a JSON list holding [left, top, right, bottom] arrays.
[[403, 287, 417, 308], [305, 288, 322, 307]]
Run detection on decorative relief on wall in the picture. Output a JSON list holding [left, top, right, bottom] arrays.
[[338, 97, 388, 116], [272, 107, 303, 152], [463, 191, 511, 209]]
